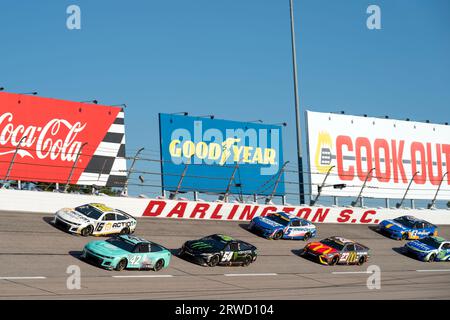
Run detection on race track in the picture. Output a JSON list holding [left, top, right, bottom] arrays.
[[1, 210, 449, 299]]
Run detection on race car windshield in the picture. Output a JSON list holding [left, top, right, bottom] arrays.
[[418, 237, 441, 249], [75, 205, 103, 220], [393, 216, 416, 228], [199, 235, 228, 250], [321, 239, 345, 251], [106, 237, 136, 252], [267, 214, 289, 227]]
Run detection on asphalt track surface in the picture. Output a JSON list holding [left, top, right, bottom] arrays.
[[1, 210, 450, 299]]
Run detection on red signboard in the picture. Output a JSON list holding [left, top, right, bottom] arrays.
[[0, 92, 126, 186]]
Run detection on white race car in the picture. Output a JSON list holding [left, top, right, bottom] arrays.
[[53, 203, 137, 236]]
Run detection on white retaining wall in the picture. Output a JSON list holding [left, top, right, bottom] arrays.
[[0, 189, 449, 225]]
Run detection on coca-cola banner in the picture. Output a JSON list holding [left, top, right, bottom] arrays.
[[306, 111, 450, 200], [0, 92, 127, 186]]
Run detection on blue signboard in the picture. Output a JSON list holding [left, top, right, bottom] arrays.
[[158, 113, 285, 196]]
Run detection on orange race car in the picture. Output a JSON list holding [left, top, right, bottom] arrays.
[[301, 236, 370, 266]]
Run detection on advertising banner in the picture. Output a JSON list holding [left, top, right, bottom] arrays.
[[0, 92, 127, 187], [306, 111, 450, 200], [159, 113, 285, 196]]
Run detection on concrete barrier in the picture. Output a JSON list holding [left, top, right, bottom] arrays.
[[0, 189, 449, 224]]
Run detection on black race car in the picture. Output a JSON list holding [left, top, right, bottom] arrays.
[[179, 234, 258, 267]]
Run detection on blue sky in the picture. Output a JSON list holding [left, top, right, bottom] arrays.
[[1, 0, 449, 204]]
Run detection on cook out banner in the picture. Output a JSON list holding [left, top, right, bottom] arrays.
[[306, 111, 450, 200], [1, 189, 449, 225], [158, 113, 285, 196], [0, 92, 127, 187]]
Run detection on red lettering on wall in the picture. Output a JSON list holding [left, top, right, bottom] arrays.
[[167, 202, 187, 218], [337, 209, 353, 223], [312, 208, 330, 223], [142, 200, 166, 217], [261, 206, 277, 217], [189, 203, 211, 219], [210, 204, 223, 220], [239, 205, 259, 220]]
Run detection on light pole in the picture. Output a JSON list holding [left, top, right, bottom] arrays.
[[351, 168, 376, 207], [396, 171, 420, 208], [289, 0, 305, 204], [64, 142, 88, 193], [428, 171, 448, 209], [121, 147, 145, 196], [4, 136, 28, 182], [310, 165, 335, 206]]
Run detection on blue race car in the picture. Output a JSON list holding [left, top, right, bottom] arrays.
[[249, 212, 317, 240], [404, 236, 450, 262], [378, 215, 437, 240]]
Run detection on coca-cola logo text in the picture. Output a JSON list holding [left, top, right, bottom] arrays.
[[0, 112, 87, 162]]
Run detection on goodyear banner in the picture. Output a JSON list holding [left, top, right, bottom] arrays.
[[158, 113, 285, 196], [306, 110, 450, 200]]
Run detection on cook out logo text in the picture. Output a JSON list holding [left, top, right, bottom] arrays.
[[168, 120, 281, 175], [318, 134, 450, 185]]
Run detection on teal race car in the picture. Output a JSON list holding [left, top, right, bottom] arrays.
[[403, 236, 450, 262], [81, 235, 171, 271]]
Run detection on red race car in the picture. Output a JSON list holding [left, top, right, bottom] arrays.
[[301, 236, 370, 266]]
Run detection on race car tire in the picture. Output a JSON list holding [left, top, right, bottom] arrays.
[[115, 259, 127, 271], [330, 256, 339, 266], [357, 256, 366, 266], [401, 233, 408, 240], [273, 230, 283, 240], [80, 225, 93, 237], [428, 253, 436, 263], [153, 259, 164, 271], [303, 233, 311, 241], [208, 255, 220, 267], [242, 256, 252, 267], [120, 227, 130, 235]]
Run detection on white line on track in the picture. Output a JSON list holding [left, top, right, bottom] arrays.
[[332, 271, 370, 275], [0, 276, 47, 280], [223, 273, 278, 277], [416, 269, 450, 273], [111, 275, 174, 278]]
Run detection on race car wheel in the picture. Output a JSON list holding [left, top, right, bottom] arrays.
[[153, 259, 164, 271], [115, 259, 127, 271], [208, 255, 220, 267], [303, 233, 311, 241], [273, 230, 283, 240], [242, 256, 252, 267], [401, 233, 408, 240], [330, 256, 339, 266], [120, 227, 130, 235], [80, 225, 93, 237], [357, 256, 366, 266], [428, 253, 436, 263]]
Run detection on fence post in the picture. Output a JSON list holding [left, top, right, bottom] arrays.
[[121, 147, 145, 196], [64, 142, 88, 193], [4, 136, 28, 183]]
